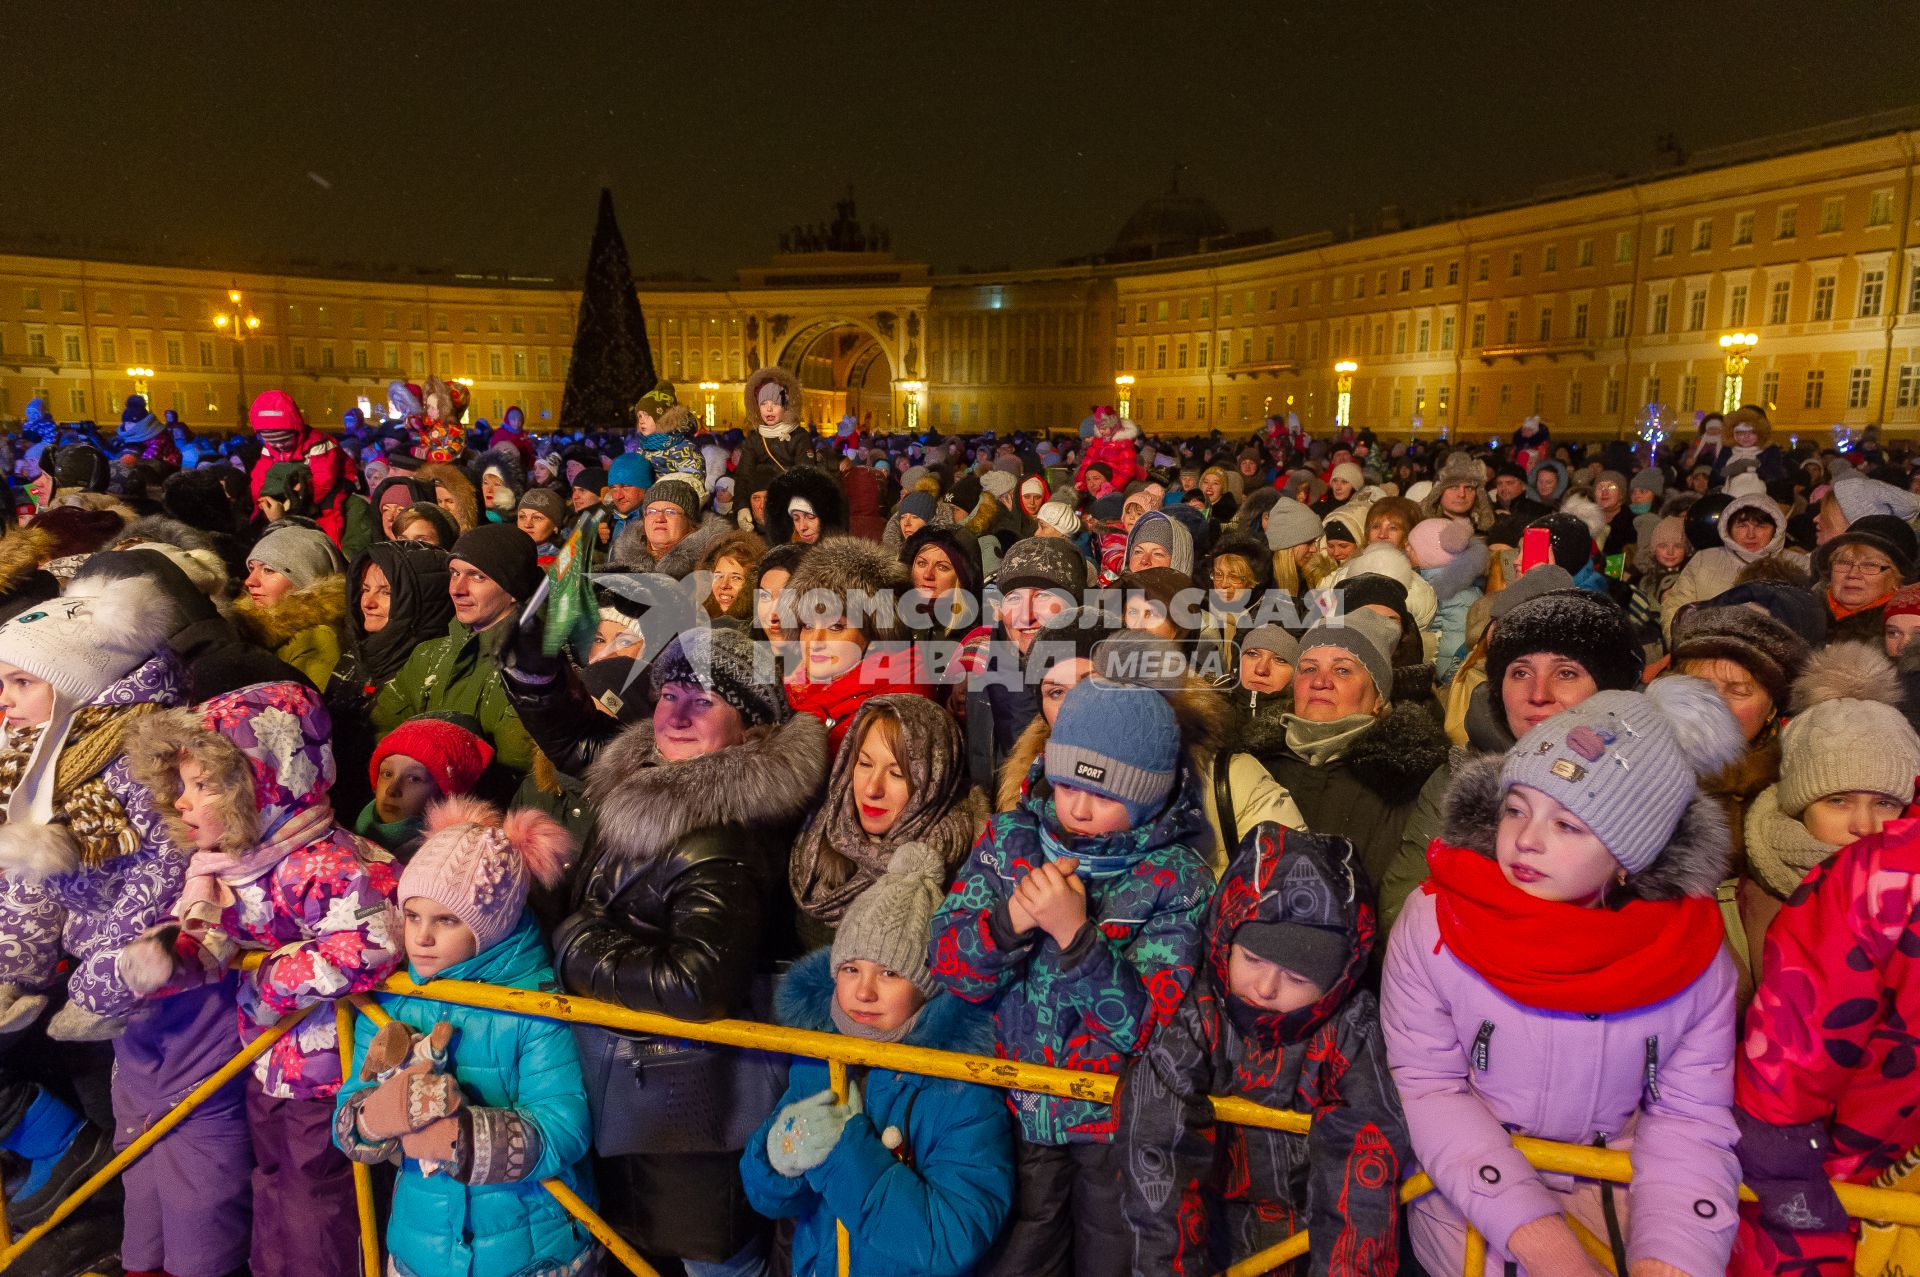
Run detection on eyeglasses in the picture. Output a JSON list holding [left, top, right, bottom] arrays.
[[644, 505, 686, 519], [1831, 555, 1895, 578]]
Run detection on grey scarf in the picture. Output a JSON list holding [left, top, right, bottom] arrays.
[[1282, 711, 1379, 767], [1745, 784, 1840, 899]]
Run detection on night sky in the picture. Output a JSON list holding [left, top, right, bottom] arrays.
[[10, 1, 1920, 282]]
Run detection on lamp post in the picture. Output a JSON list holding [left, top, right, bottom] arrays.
[[211, 287, 259, 428], [1114, 374, 1134, 418], [897, 380, 922, 433], [1334, 360, 1358, 431], [1719, 332, 1757, 413], [125, 366, 153, 400], [697, 381, 721, 429]]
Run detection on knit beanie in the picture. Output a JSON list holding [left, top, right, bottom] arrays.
[[573, 466, 608, 494], [1296, 612, 1397, 702], [1488, 565, 1577, 622], [1264, 496, 1323, 551], [1035, 500, 1081, 536], [1488, 590, 1644, 693], [248, 525, 346, 590], [1504, 679, 1743, 873], [516, 487, 566, 527], [398, 798, 574, 957], [830, 842, 948, 999], [646, 476, 704, 525], [1408, 517, 1472, 570], [1776, 643, 1920, 817], [1630, 469, 1666, 498], [634, 380, 678, 421], [980, 470, 1018, 499], [1126, 510, 1195, 576], [757, 380, 787, 406], [1330, 462, 1366, 490], [370, 717, 495, 797], [1885, 582, 1920, 625], [450, 524, 541, 602], [1669, 605, 1811, 710], [1045, 677, 1179, 821], [647, 625, 787, 729], [1831, 474, 1920, 525], [1241, 623, 1299, 667], [896, 490, 937, 523], [1090, 493, 1125, 523], [995, 536, 1088, 595], [607, 452, 655, 489]]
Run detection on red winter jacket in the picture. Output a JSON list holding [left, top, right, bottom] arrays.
[[1075, 419, 1143, 493], [250, 427, 354, 545]]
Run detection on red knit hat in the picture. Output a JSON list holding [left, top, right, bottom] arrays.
[[1886, 582, 1920, 624], [369, 718, 494, 796]]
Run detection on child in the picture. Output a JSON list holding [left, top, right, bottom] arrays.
[[1115, 826, 1407, 1275], [122, 681, 402, 1277], [928, 676, 1214, 1274], [1382, 678, 1745, 1277], [743, 844, 1014, 1276], [356, 715, 496, 857], [333, 797, 597, 1277]]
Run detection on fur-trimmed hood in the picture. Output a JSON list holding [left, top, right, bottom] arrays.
[[607, 511, 737, 577], [230, 576, 348, 650], [0, 527, 56, 599], [773, 947, 996, 1055], [745, 366, 803, 430], [417, 462, 480, 533], [1439, 752, 1729, 901], [1717, 491, 1787, 562], [585, 712, 829, 861], [995, 675, 1235, 812], [766, 466, 849, 546]]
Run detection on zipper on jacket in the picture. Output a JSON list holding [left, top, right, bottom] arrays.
[[1643, 1036, 1661, 1102], [1472, 1020, 1495, 1072]]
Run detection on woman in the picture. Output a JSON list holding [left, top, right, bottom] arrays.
[[1383, 678, 1744, 1277], [788, 694, 989, 949], [1204, 531, 1272, 652], [1263, 494, 1323, 601], [753, 542, 810, 659], [1659, 492, 1806, 638], [392, 502, 459, 549], [1528, 456, 1568, 508], [419, 461, 480, 534], [900, 525, 987, 645], [1250, 612, 1448, 906], [326, 539, 454, 815], [1813, 512, 1917, 646], [1197, 465, 1238, 523], [555, 626, 827, 1276], [1362, 496, 1422, 552], [695, 529, 766, 622], [231, 524, 349, 685]]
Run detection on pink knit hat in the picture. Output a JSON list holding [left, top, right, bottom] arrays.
[[398, 797, 574, 956], [1407, 517, 1471, 570]]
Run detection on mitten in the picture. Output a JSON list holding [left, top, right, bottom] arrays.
[[401, 1115, 460, 1168], [765, 1083, 864, 1178], [355, 1062, 465, 1141], [118, 930, 179, 997], [0, 985, 47, 1035], [46, 1002, 125, 1042]]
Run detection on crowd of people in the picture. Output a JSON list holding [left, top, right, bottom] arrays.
[[2, 366, 1918, 1277]]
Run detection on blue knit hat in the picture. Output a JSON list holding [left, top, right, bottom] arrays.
[[607, 452, 655, 488], [1045, 677, 1179, 820]]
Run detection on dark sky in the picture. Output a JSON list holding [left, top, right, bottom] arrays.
[[10, 1, 1920, 283]]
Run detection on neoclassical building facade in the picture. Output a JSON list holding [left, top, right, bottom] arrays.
[[4, 113, 1920, 442]]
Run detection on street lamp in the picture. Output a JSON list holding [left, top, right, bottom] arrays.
[[1719, 332, 1758, 413], [1334, 360, 1358, 431], [211, 287, 260, 428], [1114, 374, 1134, 417], [698, 381, 720, 430], [897, 380, 922, 433], [126, 366, 154, 399]]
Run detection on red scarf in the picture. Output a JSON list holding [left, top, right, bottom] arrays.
[[785, 646, 936, 759], [1423, 844, 1722, 1014], [1827, 588, 1894, 622]]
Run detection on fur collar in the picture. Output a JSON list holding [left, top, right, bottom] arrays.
[[608, 512, 734, 576], [1440, 753, 1729, 901], [0, 528, 53, 596], [229, 577, 347, 649], [585, 712, 828, 859], [1339, 701, 1451, 803], [773, 948, 996, 1055]]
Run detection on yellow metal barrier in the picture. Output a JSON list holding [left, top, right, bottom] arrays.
[[336, 999, 381, 1277]]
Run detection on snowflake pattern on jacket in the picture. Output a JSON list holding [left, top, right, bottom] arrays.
[[927, 770, 1213, 1145]]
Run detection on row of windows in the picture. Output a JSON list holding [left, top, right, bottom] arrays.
[[8, 290, 574, 337]]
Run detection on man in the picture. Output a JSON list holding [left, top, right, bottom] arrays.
[[1419, 450, 1495, 533], [371, 524, 538, 776], [602, 452, 654, 548], [964, 536, 1089, 790]]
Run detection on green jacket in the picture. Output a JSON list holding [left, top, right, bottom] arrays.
[[370, 616, 534, 773]]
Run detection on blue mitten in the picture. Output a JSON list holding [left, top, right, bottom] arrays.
[[765, 1083, 864, 1178]]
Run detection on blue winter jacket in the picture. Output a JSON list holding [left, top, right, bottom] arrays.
[[741, 950, 1015, 1277], [334, 914, 595, 1277]]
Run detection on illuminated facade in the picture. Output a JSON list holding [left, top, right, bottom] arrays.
[[4, 115, 1920, 441]]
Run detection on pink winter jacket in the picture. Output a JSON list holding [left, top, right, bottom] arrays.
[[1381, 888, 1741, 1277]]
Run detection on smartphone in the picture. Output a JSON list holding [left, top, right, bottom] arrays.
[[1519, 526, 1552, 573]]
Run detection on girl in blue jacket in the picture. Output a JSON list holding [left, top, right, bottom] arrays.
[[743, 843, 1015, 1276], [334, 797, 596, 1277]]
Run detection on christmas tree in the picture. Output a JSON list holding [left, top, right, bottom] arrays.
[[559, 188, 656, 433]]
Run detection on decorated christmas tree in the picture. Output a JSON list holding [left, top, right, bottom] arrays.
[[559, 188, 655, 433]]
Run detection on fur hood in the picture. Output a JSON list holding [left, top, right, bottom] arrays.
[[1440, 752, 1729, 901], [745, 366, 804, 430], [773, 948, 995, 1055], [783, 536, 909, 642], [585, 712, 828, 861], [417, 462, 479, 533], [766, 466, 849, 546], [995, 676, 1235, 812], [229, 576, 348, 649], [0, 528, 55, 597]]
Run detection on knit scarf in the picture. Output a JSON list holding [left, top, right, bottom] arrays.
[[175, 803, 337, 916], [758, 422, 797, 443], [1036, 799, 1159, 880], [1281, 711, 1377, 767], [1744, 785, 1841, 900], [1423, 844, 1723, 1014]]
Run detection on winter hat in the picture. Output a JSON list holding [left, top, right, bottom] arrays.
[[1045, 677, 1179, 821], [516, 487, 566, 527], [387, 380, 423, 417], [1815, 514, 1919, 583], [370, 717, 495, 798], [1297, 611, 1398, 701], [399, 797, 574, 957], [1488, 590, 1644, 693], [895, 490, 937, 523], [1776, 644, 1920, 817], [1630, 469, 1666, 498], [1502, 678, 1743, 874], [1241, 623, 1299, 667], [979, 469, 1018, 499], [1090, 493, 1125, 523], [607, 452, 655, 489], [787, 496, 816, 519], [1648, 516, 1688, 559], [573, 466, 608, 494], [247, 525, 346, 590], [634, 380, 678, 421], [995, 536, 1088, 595], [1408, 517, 1472, 570], [248, 389, 305, 445], [1320, 510, 1360, 547], [830, 842, 948, 999], [1035, 500, 1081, 536], [450, 524, 541, 602], [1231, 848, 1352, 994], [1433, 452, 1485, 492], [1723, 472, 1768, 500], [1831, 474, 1920, 525], [648, 624, 786, 729], [646, 476, 704, 525], [1020, 474, 1050, 502], [1527, 512, 1594, 574], [1669, 605, 1811, 712], [1330, 462, 1366, 490], [1595, 470, 1629, 499], [1884, 582, 1920, 625], [1264, 496, 1324, 552], [1488, 565, 1578, 622], [757, 379, 787, 406], [1126, 510, 1195, 576]]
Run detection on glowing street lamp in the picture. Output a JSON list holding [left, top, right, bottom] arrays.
[[211, 287, 261, 427], [897, 380, 922, 432], [698, 381, 720, 429], [1114, 373, 1135, 417], [1719, 332, 1758, 412], [126, 366, 154, 398], [1334, 360, 1358, 431]]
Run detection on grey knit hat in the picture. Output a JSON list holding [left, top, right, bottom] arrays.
[[646, 476, 704, 525], [247, 525, 346, 589], [1776, 643, 1920, 817], [980, 469, 1018, 499], [1126, 510, 1195, 576], [1264, 496, 1324, 552], [647, 625, 787, 729], [1500, 678, 1743, 874], [832, 842, 948, 997], [517, 487, 566, 526], [1241, 623, 1300, 667], [1296, 611, 1398, 702]]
